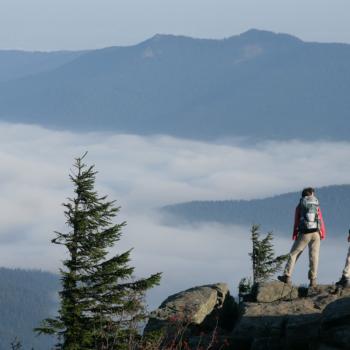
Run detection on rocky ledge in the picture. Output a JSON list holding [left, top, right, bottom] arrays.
[[145, 281, 350, 350]]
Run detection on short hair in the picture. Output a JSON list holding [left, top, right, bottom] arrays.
[[302, 187, 315, 197]]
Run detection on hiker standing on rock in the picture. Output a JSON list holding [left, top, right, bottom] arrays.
[[335, 232, 350, 288], [278, 187, 326, 288]]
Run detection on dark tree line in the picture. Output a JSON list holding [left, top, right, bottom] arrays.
[[163, 185, 350, 238]]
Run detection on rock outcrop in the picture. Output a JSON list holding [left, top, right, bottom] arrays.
[[145, 283, 237, 335], [145, 281, 350, 349], [253, 281, 299, 303], [234, 282, 350, 350]]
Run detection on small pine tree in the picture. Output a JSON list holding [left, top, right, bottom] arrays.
[[35, 154, 161, 350], [238, 277, 253, 302], [249, 224, 287, 284], [10, 338, 22, 350]]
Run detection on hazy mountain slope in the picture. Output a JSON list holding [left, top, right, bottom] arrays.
[[162, 185, 350, 238], [0, 29, 349, 140], [0, 50, 84, 82], [0, 268, 59, 350]]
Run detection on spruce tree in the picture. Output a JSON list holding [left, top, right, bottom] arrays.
[[249, 224, 287, 284], [10, 338, 22, 350], [36, 154, 161, 349]]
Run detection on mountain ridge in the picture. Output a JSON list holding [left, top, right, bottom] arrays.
[[0, 267, 58, 350], [162, 184, 350, 238], [0, 29, 349, 140], [0, 50, 85, 83]]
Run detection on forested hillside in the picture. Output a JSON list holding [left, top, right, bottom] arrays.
[[162, 185, 350, 238], [0, 268, 59, 350], [0, 30, 350, 140], [0, 50, 83, 82]]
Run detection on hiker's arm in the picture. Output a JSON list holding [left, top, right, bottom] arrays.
[[318, 207, 326, 240], [348, 230, 350, 242]]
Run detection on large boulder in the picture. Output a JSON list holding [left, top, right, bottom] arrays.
[[232, 282, 347, 350], [254, 281, 298, 303], [285, 313, 321, 349], [144, 283, 237, 334], [232, 297, 320, 349], [251, 337, 285, 350], [320, 297, 350, 349], [317, 345, 341, 350]]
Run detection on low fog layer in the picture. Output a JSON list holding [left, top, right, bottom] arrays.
[[0, 122, 349, 307]]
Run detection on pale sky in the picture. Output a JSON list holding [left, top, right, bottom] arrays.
[[1, 0, 350, 51]]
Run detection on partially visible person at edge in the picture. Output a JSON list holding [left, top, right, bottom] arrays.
[[335, 231, 350, 288], [278, 187, 326, 288]]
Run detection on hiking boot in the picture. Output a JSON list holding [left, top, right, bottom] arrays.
[[336, 275, 350, 288], [309, 278, 317, 288], [278, 275, 291, 285]]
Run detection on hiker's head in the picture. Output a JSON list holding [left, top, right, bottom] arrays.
[[301, 187, 315, 197]]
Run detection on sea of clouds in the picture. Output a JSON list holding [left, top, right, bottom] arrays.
[[0, 122, 349, 307]]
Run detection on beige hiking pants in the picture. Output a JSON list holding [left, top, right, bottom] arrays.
[[343, 247, 350, 278], [284, 231, 321, 280]]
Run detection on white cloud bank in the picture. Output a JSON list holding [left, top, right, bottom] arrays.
[[0, 122, 349, 306]]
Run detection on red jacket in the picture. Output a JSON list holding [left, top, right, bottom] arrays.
[[292, 204, 326, 240]]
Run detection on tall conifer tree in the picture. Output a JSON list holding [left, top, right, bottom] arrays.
[[36, 154, 161, 349]]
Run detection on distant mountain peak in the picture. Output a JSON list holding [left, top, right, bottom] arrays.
[[150, 33, 174, 41], [238, 28, 302, 43], [148, 33, 189, 42], [139, 30, 303, 49], [140, 33, 206, 48], [240, 28, 277, 37]]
